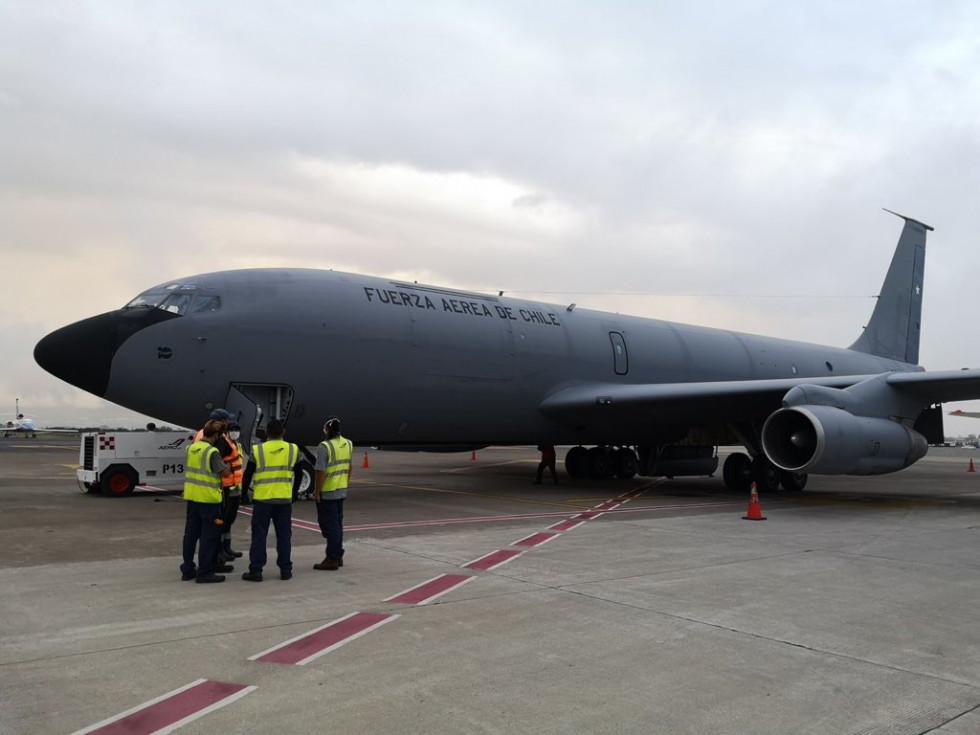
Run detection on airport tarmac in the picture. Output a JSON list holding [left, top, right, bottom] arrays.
[[3, 440, 980, 734]]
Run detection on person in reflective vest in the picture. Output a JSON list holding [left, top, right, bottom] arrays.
[[180, 419, 231, 583], [240, 418, 302, 582], [313, 416, 354, 571], [194, 408, 246, 565], [217, 421, 246, 562]]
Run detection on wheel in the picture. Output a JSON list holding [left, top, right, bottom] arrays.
[[722, 452, 752, 492], [100, 464, 138, 497], [751, 455, 781, 493], [565, 446, 588, 479], [779, 470, 808, 492], [587, 447, 612, 479], [295, 460, 314, 500], [614, 447, 638, 479]]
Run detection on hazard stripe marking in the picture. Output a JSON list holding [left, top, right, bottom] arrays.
[[463, 549, 524, 571], [70, 678, 255, 735], [548, 519, 584, 532], [249, 612, 398, 666], [512, 531, 559, 548], [384, 574, 475, 605], [573, 510, 602, 520]]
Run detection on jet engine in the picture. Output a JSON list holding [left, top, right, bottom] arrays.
[[761, 404, 928, 475]]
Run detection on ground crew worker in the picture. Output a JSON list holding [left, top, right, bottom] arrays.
[[193, 409, 244, 563], [180, 419, 231, 583], [218, 421, 246, 561], [313, 416, 353, 571], [240, 419, 302, 582], [534, 444, 558, 485]]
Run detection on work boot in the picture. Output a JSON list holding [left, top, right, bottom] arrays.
[[241, 570, 263, 582], [196, 573, 226, 584], [181, 571, 197, 581], [313, 556, 339, 571], [215, 563, 234, 573], [280, 570, 292, 580], [224, 544, 243, 559]]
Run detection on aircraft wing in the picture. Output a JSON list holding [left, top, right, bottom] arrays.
[[538, 374, 876, 425], [539, 369, 980, 425]]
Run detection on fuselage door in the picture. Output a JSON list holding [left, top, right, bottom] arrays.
[[609, 332, 628, 375]]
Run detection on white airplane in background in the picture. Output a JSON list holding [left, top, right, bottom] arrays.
[[1, 399, 78, 438], [949, 409, 980, 419]]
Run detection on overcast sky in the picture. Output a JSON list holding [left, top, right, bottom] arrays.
[[2, 1, 980, 434]]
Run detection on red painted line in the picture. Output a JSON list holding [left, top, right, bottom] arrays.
[[549, 519, 585, 532], [574, 510, 603, 520], [513, 531, 559, 548], [384, 574, 475, 605], [595, 500, 621, 511], [463, 549, 524, 571], [71, 678, 255, 735], [250, 612, 398, 666], [238, 506, 320, 533]]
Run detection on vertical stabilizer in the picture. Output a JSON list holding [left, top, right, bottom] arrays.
[[848, 209, 932, 365]]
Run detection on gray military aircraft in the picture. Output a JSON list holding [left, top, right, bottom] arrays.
[[34, 210, 980, 493]]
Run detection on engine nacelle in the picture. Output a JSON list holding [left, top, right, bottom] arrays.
[[761, 405, 928, 475]]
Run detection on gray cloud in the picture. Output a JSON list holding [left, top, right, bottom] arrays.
[[3, 0, 980, 430]]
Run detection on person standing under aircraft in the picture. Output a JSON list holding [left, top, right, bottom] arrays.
[[534, 444, 558, 485], [180, 419, 231, 583], [313, 417, 354, 571], [217, 421, 246, 561], [240, 419, 302, 582]]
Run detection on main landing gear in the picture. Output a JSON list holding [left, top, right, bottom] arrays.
[[722, 452, 808, 493], [565, 446, 638, 480]]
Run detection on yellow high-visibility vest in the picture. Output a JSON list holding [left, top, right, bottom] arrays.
[[320, 436, 353, 492], [183, 440, 222, 504], [251, 440, 298, 501]]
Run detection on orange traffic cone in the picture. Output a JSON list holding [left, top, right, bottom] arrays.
[[470, 450, 477, 461], [742, 482, 767, 521], [362, 451, 370, 469], [969, 458, 976, 473]]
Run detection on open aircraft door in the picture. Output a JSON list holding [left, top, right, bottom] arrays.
[[225, 383, 315, 498], [224, 383, 295, 449]]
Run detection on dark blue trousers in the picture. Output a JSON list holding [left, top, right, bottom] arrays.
[[181, 501, 222, 578], [316, 498, 345, 559], [248, 501, 293, 573]]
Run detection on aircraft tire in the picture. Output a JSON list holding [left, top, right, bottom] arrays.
[[295, 460, 315, 500], [565, 446, 588, 479], [779, 470, 808, 492], [587, 447, 612, 479], [751, 455, 781, 493], [722, 452, 752, 493], [100, 464, 138, 497], [614, 447, 638, 479]]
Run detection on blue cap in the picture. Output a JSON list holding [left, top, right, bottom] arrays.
[[209, 408, 231, 420]]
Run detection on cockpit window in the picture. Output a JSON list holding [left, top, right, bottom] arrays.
[[189, 295, 221, 314], [124, 283, 219, 315], [124, 292, 169, 309], [159, 293, 193, 315]]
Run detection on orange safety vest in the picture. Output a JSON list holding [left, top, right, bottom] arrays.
[[221, 440, 243, 487]]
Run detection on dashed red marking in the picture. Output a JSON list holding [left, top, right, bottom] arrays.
[[513, 531, 559, 548], [384, 574, 474, 605], [249, 612, 398, 666], [71, 678, 254, 735], [549, 519, 585, 532], [463, 549, 524, 571], [574, 510, 602, 520]]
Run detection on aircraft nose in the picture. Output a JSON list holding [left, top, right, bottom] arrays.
[[34, 308, 179, 397]]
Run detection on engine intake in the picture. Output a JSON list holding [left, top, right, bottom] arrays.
[[761, 405, 928, 475]]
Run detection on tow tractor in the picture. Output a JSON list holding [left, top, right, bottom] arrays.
[[76, 430, 196, 496]]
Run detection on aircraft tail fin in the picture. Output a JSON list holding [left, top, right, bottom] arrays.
[[848, 209, 932, 365]]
